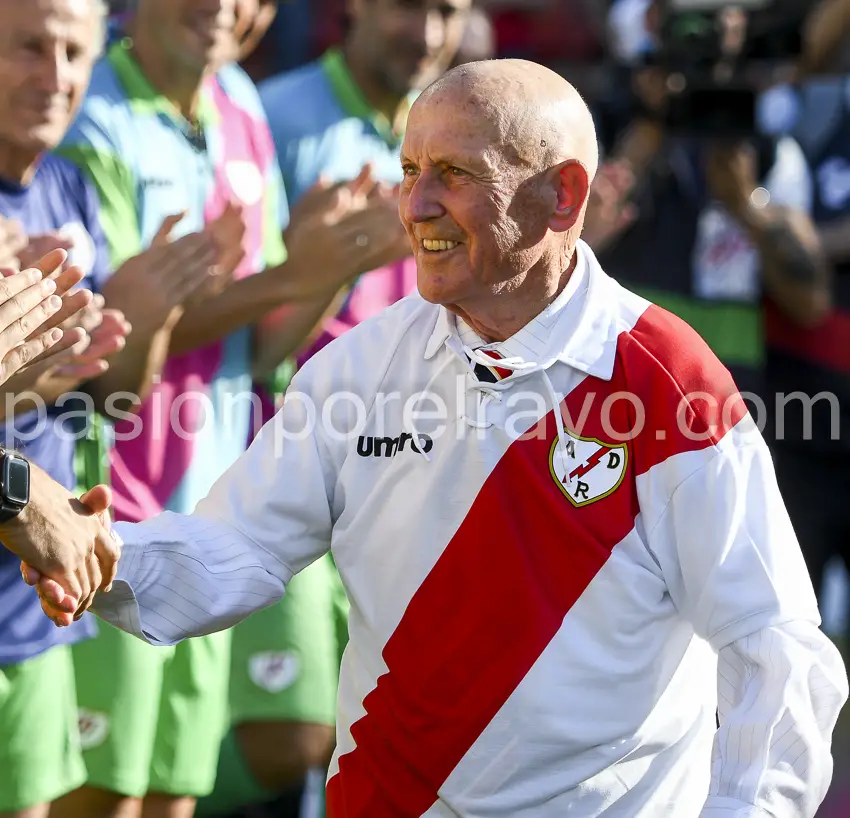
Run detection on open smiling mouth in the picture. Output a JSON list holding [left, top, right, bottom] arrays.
[[422, 239, 461, 253]]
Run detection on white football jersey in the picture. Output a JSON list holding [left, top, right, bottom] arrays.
[[99, 241, 847, 817]]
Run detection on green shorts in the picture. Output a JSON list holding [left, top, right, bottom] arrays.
[[229, 553, 349, 727], [0, 645, 87, 812], [72, 623, 231, 799]]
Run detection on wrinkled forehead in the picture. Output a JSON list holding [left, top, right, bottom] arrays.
[[402, 88, 508, 171]]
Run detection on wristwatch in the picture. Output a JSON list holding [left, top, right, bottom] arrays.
[[0, 450, 30, 523]]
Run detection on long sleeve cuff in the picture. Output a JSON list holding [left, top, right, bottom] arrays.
[[701, 797, 774, 817], [90, 521, 150, 641]]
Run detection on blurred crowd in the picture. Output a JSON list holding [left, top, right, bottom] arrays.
[[2, 1, 850, 817]]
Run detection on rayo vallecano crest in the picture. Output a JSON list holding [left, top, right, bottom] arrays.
[[549, 431, 628, 508]]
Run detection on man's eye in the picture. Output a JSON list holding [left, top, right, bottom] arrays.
[[402, 165, 418, 177], [447, 167, 465, 177]]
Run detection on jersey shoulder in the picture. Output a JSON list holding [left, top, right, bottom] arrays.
[[259, 60, 341, 142], [608, 276, 745, 444], [293, 293, 436, 398]]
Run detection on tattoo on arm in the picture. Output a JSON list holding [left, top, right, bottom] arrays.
[[759, 218, 821, 285]]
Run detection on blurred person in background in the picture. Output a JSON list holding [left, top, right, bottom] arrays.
[[0, 0, 230, 813], [192, 2, 470, 816], [449, 5, 495, 68], [584, 0, 829, 410], [48, 2, 411, 818], [753, 1, 850, 812]]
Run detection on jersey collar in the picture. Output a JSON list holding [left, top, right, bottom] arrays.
[[107, 38, 215, 134], [319, 48, 415, 148], [424, 241, 620, 381]]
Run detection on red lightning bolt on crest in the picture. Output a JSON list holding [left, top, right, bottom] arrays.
[[567, 446, 607, 482]]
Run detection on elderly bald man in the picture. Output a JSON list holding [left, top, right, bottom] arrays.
[[6, 60, 848, 817]]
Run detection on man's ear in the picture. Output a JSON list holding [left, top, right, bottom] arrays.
[[549, 160, 590, 234]]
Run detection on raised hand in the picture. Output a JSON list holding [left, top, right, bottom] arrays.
[[21, 297, 132, 391], [283, 171, 411, 299], [0, 249, 96, 384], [206, 200, 247, 293], [0, 216, 28, 271], [17, 231, 75, 272], [101, 213, 219, 332]]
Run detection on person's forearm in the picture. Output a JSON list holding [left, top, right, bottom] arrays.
[[253, 289, 343, 379], [611, 118, 665, 183], [701, 622, 847, 817], [93, 511, 292, 644], [86, 322, 174, 415], [169, 262, 309, 356], [739, 205, 831, 328]]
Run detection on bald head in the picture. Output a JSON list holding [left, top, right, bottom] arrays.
[[416, 59, 599, 184]]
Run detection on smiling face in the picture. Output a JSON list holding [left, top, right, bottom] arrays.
[[0, 0, 102, 156], [399, 95, 581, 313]]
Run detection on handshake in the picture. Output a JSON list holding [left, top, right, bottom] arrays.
[[2, 462, 121, 627]]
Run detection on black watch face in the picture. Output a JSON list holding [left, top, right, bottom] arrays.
[[5, 457, 29, 505]]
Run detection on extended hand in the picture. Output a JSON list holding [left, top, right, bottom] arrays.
[[4, 468, 118, 625]]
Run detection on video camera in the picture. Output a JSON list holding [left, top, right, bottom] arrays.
[[652, 0, 809, 137]]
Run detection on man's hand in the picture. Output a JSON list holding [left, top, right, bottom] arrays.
[[283, 172, 411, 298], [206, 201, 247, 295], [17, 232, 75, 271], [21, 484, 115, 627], [0, 247, 99, 384], [705, 142, 761, 220], [19, 298, 132, 393], [0, 217, 28, 271], [1, 466, 118, 625], [582, 160, 638, 253], [101, 213, 219, 332]]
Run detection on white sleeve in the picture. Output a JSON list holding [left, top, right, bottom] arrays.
[[763, 137, 814, 215], [645, 430, 848, 817], [701, 622, 848, 818], [92, 375, 337, 646]]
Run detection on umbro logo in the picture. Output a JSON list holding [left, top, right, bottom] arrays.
[[356, 433, 433, 458]]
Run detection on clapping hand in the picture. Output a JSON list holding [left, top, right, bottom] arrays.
[[283, 164, 412, 299], [101, 212, 220, 332], [0, 249, 94, 384]]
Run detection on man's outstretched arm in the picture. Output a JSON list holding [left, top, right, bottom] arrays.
[[14, 369, 339, 642]]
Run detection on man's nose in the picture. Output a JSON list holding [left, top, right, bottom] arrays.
[[402, 173, 446, 223], [38, 46, 67, 96]]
